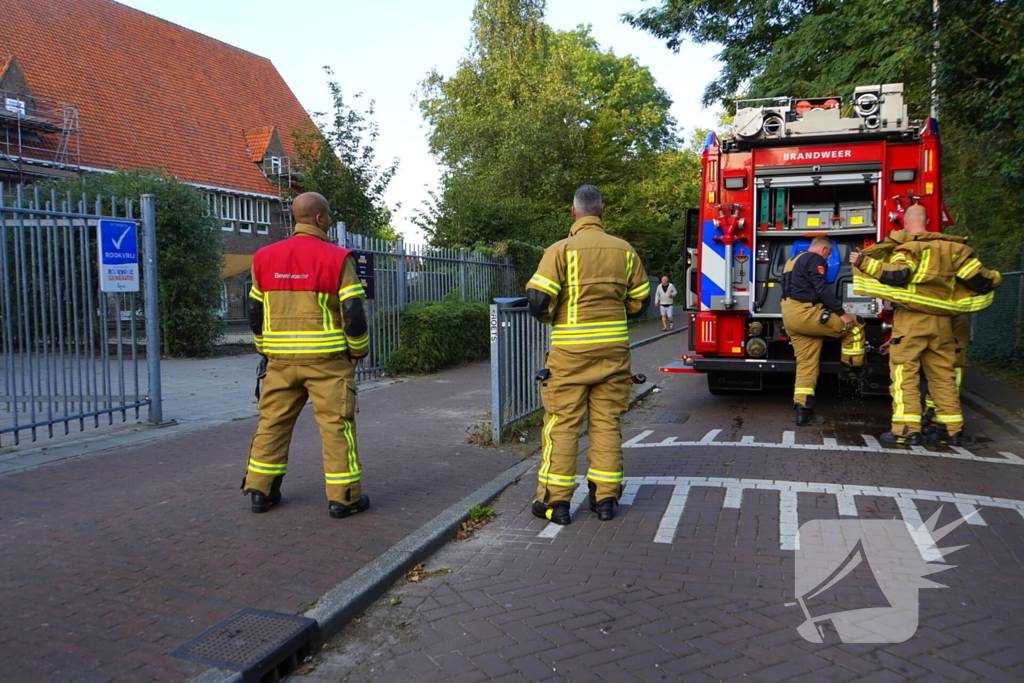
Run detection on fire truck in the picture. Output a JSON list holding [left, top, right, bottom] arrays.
[[662, 83, 951, 394]]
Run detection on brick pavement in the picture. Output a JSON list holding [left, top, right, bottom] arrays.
[[306, 340, 1024, 682]]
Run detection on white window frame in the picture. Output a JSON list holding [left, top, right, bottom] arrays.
[[238, 198, 253, 234], [220, 194, 236, 232], [269, 157, 282, 175], [255, 200, 270, 234]]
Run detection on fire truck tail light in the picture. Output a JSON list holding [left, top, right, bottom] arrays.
[[925, 182, 934, 195], [891, 169, 915, 183], [708, 191, 716, 204], [724, 176, 747, 190]]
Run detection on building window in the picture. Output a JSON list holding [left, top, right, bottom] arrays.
[[220, 194, 236, 231], [204, 193, 217, 219], [256, 200, 270, 234], [238, 197, 253, 233], [4, 98, 26, 115], [269, 157, 282, 174]]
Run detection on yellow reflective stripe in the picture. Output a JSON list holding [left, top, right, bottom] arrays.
[[925, 398, 938, 409], [325, 471, 360, 484], [893, 414, 921, 421], [627, 282, 651, 300], [854, 277, 995, 313], [540, 473, 576, 485], [841, 348, 865, 354], [249, 287, 264, 302], [264, 292, 271, 332], [552, 337, 629, 345], [587, 469, 623, 483], [529, 274, 561, 296], [934, 414, 963, 423], [794, 388, 815, 395], [625, 251, 635, 284], [248, 459, 286, 474], [254, 335, 264, 351], [956, 258, 981, 280], [894, 364, 906, 418], [955, 367, 963, 391], [910, 248, 931, 284], [339, 283, 365, 301], [346, 334, 369, 350], [567, 251, 580, 325], [539, 413, 558, 484], [862, 256, 881, 277], [317, 292, 332, 331]]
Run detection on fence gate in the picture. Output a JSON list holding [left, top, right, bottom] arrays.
[[490, 298, 551, 443], [0, 184, 164, 446]]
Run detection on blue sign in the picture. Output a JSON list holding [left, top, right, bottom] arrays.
[[97, 219, 140, 292]]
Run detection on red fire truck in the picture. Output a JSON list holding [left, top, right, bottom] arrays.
[[662, 83, 952, 394]]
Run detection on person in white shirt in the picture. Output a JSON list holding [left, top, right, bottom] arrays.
[[655, 276, 677, 331]]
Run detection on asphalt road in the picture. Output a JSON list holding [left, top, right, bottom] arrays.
[[306, 333, 1024, 682]]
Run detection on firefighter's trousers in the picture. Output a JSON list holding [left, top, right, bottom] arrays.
[[925, 314, 968, 412], [889, 309, 962, 436], [243, 358, 362, 504], [537, 347, 632, 505], [781, 299, 865, 407]]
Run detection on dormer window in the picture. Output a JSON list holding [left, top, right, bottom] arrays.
[[269, 156, 282, 174], [4, 98, 26, 115]]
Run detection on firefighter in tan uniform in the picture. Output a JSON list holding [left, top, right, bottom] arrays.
[[780, 237, 865, 426], [851, 205, 1002, 446], [241, 192, 371, 518], [923, 313, 968, 437], [526, 185, 650, 525]]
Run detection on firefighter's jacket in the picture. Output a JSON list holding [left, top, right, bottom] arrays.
[[248, 223, 369, 364], [781, 251, 845, 316], [853, 231, 1002, 316], [525, 216, 650, 355]]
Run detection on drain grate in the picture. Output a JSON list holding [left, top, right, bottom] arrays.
[[172, 608, 320, 683]]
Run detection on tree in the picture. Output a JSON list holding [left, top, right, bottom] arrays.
[[292, 68, 399, 239], [41, 170, 224, 357], [417, 0, 692, 277]]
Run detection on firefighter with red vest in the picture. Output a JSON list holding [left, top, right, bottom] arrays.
[[241, 192, 371, 518]]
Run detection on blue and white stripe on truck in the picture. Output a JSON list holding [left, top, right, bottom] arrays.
[[699, 220, 753, 311]]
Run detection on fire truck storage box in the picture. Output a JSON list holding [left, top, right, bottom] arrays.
[[837, 201, 874, 228], [791, 202, 835, 230]]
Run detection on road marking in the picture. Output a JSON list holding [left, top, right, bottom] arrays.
[[653, 484, 691, 543], [623, 429, 1024, 466], [535, 476, 1024, 558]]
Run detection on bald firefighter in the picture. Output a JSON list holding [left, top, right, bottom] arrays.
[[851, 205, 1001, 446], [526, 185, 650, 525], [241, 192, 371, 518], [781, 237, 865, 426]]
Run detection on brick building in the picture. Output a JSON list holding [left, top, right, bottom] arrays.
[[1, 0, 316, 321]]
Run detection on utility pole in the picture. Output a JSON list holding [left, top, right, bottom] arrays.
[[931, 0, 940, 119]]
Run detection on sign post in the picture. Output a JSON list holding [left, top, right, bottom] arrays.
[[97, 219, 140, 292]]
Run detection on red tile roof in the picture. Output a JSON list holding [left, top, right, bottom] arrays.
[[2, 0, 315, 195], [244, 126, 276, 163]]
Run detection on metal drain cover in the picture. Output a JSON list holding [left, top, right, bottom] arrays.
[[172, 608, 320, 681]]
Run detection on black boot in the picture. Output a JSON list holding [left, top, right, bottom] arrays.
[[588, 481, 618, 521], [532, 500, 571, 525], [329, 494, 370, 519], [795, 404, 824, 426], [880, 431, 922, 446], [247, 475, 283, 514], [926, 428, 963, 447]]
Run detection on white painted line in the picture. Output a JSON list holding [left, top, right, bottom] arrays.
[[622, 430, 653, 448], [895, 498, 943, 562], [700, 429, 722, 444], [779, 489, 800, 550], [837, 491, 858, 516], [823, 437, 838, 449], [653, 484, 691, 544], [619, 482, 641, 507], [621, 430, 1024, 466], [723, 486, 744, 509], [955, 502, 987, 526]]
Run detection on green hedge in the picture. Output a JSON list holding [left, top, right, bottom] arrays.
[[387, 300, 490, 374]]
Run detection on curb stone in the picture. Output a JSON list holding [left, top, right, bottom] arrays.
[[961, 388, 1024, 444], [189, 382, 661, 682]]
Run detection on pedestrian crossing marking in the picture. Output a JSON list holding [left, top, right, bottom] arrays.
[[622, 429, 1024, 466], [535, 476, 1024, 559]]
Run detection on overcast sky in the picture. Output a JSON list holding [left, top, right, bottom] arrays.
[[118, 0, 722, 239]]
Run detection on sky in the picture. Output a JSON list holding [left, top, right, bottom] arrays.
[[118, 0, 723, 239]]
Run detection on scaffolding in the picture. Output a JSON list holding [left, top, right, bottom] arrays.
[[0, 90, 81, 182], [263, 154, 297, 231]]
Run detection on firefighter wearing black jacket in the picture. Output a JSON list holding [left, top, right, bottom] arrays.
[[781, 237, 865, 425]]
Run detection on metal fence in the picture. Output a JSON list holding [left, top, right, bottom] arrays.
[[489, 299, 551, 443], [0, 184, 164, 445], [970, 271, 1023, 368], [225, 226, 516, 382]]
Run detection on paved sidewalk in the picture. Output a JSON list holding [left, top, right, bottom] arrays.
[[0, 320, 672, 683]]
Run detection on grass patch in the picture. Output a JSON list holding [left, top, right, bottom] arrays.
[[455, 504, 497, 540]]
